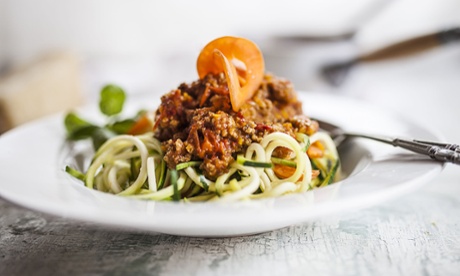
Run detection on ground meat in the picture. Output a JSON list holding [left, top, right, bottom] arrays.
[[154, 73, 318, 180]]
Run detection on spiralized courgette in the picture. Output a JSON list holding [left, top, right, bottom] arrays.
[[71, 131, 339, 202]]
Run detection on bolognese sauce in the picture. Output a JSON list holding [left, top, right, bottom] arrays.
[[154, 73, 319, 180]]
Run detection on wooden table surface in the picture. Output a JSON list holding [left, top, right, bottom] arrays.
[[1, 166, 459, 276]]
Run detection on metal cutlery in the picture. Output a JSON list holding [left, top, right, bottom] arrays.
[[316, 118, 460, 165], [321, 27, 460, 86]]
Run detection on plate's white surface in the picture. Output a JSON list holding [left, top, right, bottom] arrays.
[[0, 92, 444, 237]]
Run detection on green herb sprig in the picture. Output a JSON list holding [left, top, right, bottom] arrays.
[[64, 84, 143, 150]]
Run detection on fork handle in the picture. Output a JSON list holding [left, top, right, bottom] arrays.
[[331, 130, 460, 164], [428, 147, 460, 164], [358, 27, 460, 62], [393, 138, 460, 165]]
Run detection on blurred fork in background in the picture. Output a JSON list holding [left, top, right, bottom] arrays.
[[321, 27, 460, 86]]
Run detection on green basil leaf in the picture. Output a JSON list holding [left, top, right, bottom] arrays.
[[99, 84, 126, 116], [64, 112, 93, 134], [68, 125, 101, 140], [106, 119, 136, 134]]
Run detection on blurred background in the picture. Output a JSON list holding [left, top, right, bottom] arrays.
[[0, 0, 459, 176]]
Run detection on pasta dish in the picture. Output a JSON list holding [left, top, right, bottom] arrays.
[[64, 36, 340, 202]]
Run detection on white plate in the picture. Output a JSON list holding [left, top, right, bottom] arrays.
[[0, 92, 444, 237]]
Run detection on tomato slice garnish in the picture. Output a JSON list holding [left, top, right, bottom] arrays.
[[196, 36, 265, 111]]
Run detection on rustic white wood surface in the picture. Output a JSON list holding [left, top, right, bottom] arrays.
[[1, 166, 459, 276]]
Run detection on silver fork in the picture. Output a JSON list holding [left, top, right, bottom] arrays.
[[315, 119, 460, 165]]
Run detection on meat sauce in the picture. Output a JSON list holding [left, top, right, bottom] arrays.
[[154, 73, 319, 180]]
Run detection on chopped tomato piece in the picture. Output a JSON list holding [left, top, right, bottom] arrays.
[[196, 36, 265, 112]]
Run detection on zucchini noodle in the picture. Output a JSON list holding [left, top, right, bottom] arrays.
[[77, 131, 340, 202]]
